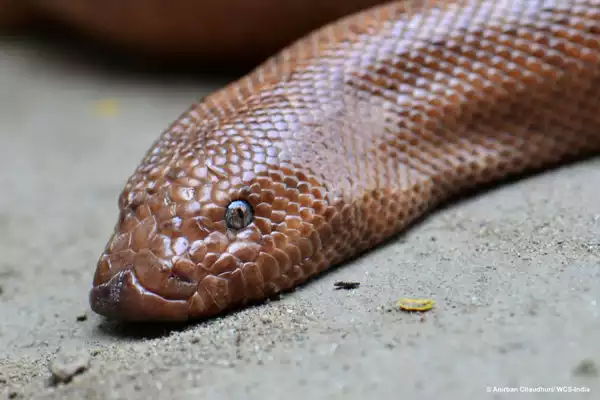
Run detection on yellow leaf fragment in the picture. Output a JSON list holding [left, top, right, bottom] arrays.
[[396, 297, 436, 312]]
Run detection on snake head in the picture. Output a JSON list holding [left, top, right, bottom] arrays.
[[89, 126, 329, 321]]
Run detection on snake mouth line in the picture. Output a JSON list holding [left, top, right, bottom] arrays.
[[89, 268, 190, 322]]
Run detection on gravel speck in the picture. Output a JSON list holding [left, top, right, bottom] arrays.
[[49, 351, 91, 385]]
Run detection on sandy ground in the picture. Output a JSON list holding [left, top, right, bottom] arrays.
[[1, 36, 599, 400]]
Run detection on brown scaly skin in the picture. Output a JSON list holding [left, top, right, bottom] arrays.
[[23, 0, 600, 321], [86, 0, 600, 321]]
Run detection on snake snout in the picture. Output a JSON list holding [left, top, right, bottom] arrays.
[[89, 269, 190, 321], [89, 204, 201, 320]]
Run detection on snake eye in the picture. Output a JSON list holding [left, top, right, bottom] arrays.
[[225, 200, 254, 230]]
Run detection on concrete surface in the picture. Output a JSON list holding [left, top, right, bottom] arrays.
[[1, 36, 599, 400]]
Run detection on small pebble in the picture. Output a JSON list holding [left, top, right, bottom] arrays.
[[573, 359, 598, 377], [190, 336, 201, 344], [8, 390, 20, 399], [49, 351, 91, 385], [333, 281, 360, 290], [75, 313, 88, 322]]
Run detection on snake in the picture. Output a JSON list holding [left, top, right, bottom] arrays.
[[7, 0, 600, 321]]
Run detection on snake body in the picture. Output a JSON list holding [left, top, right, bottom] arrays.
[[82, 0, 600, 321]]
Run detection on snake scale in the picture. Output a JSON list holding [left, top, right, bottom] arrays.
[[14, 0, 600, 321]]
